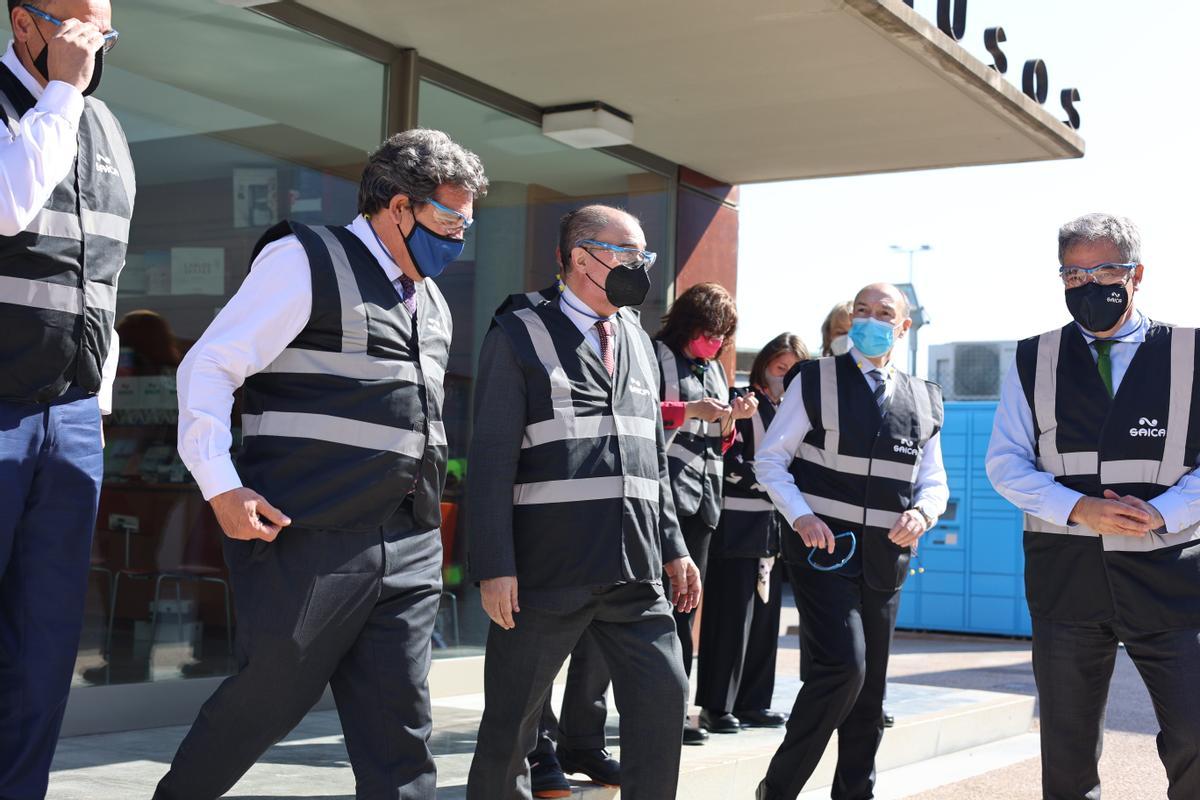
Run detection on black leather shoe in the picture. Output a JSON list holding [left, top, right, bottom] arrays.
[[735, 708, 788, 728], [683, 722, 709, 745], [699, 708, 741, 733], [529, 751, 571, 798], [884, 710, 895, 728], [557, 746, 620, 787]]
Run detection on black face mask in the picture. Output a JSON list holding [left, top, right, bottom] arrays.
[[1065, 281, 1129, 333], [29, 28, 105, 96], [584, 250, 651, 308]]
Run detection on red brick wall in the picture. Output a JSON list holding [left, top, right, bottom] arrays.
[[674, 168, 740, 380]]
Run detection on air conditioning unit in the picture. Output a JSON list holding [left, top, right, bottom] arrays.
[[928, 341, 1017, 400]]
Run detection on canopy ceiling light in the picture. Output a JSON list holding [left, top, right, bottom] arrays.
[[541, 102, 634, 149]]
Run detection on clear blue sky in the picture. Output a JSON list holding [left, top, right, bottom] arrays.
[[738, 0, 1196, 374]]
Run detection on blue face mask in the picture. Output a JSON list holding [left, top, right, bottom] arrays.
[[849, 317, 897, 358], [398, 217, 464, 279]]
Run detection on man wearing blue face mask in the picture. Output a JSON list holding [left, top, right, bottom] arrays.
[[753, 282, 948, 800], [987, 213, 1200, 800], [158, 129, 487, 800]]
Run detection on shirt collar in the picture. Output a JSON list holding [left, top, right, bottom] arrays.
[[348, 214, 404, 285], [2, 42, 45, 100], [558, 285, 612, 337], [1076, 309, 1147, 344], [849, 347, 894, 379]]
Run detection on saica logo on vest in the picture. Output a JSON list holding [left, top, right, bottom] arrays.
[[1131, 417, 1166, 437]]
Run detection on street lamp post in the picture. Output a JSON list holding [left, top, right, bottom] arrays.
[[889, 244, 931, 376]]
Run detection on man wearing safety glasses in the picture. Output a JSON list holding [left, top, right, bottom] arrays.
[[158, 129, 486, 799], [987, 213, 1200, 799], [0, 2, 131, 797], [753, 282, 948, 800], [466, 204, 701, 800]]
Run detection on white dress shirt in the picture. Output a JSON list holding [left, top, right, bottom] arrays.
[[0, 42, 119, 412], [557, 284, 616, 358], [986, 311, 1200, 532], [755, 348, 950, 526], [177, 215, 408, 501]]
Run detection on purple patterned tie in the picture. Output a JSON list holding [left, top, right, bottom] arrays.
[[397, 274, 416, 317], [595, 320, 614, 376]]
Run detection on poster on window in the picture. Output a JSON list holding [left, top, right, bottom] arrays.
[[170, 247, 225, 295], [233, 167, 278, 229]]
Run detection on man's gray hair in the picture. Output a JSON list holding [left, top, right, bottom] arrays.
[[357, 128, 488, 216], [558, 205, 639, 271], [1058, 212, 1142, 264]]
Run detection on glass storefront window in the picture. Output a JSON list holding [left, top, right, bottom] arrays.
[[417, 80, 674, 654], [5, 1, 389, 687]]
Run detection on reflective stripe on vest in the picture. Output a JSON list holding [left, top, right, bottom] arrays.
[[514, 474, 660, 506], [1026, 325, 1200, 551], [723, 495, 775, 512], [510, 307, 658, 449], [244, 225, 438, 453], [798, 354, 921, 481], [800, 491, 902, 530]]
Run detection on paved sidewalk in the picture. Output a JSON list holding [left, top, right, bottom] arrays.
[[48, 625, 1171, 798]]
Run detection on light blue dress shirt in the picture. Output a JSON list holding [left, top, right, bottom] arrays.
[[986, 311, 1200, 532]]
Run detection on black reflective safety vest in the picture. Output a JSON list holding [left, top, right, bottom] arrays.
[[0, 64, 134, 402], [786, 354, 943, 592], [656, 340, 727, 526], [492, 291, 676, 589], [710, 387, 783, 559], [236, 221, 452, 531], [1014, 320, 1200, 630]]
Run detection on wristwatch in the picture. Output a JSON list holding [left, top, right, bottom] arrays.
[[910, 506, 934, 528]]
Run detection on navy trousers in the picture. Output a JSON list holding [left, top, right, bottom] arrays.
[[154, 508, 443, 800], [0, 388, 104, 800]]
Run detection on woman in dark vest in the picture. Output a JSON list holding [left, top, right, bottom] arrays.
[[654, 281, 757, 744], [696, 333, 810, 735]]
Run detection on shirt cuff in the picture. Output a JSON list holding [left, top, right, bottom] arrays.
[[782, 496, 815, 529], [188, 455, 242, 501], [1042, 484, 1086, 528], [1149, 492, 1189, 535], [661, 401, 687, 430], [38, 81, 84, 127]]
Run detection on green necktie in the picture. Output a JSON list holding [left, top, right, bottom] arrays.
[[1093, 340, 1114, 397]]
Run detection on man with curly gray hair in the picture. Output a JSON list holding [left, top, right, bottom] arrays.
[[155, 128, 487, 800], [988, 212, 1200, 799]]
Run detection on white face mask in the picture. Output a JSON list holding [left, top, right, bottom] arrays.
[[830, 334, 852, 356], [764, 374, 785, 402]]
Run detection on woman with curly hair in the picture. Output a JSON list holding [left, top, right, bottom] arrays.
[[654, 281, 757, 744]]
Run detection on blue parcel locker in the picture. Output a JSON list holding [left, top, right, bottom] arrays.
[[896, 401, 1031, 637]]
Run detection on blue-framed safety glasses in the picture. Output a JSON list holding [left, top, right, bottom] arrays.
[[807, 531, 857, 572], [22, 4, 119, 52]]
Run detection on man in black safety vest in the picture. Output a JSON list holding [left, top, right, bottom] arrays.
[[465, 204, 701, 800], [987, 212, 1200, 800], [754, 282, 948, 800], [157, 129, 487, 800], [0, 2, 132, 795]]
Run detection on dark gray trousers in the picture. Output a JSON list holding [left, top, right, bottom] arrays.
[[154, 508, 442, 800], [1032, 616, 1200, 800], [534, 629, 612, 755], [467, 582, 687, 800]]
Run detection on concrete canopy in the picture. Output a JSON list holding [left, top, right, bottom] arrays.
[[293, 0, 1084, 184]]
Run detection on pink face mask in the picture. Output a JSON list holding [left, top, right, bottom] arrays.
[[689, 334, 724, 360]]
